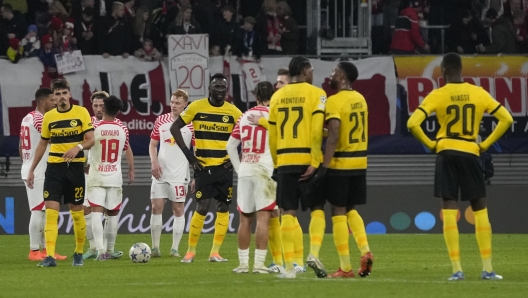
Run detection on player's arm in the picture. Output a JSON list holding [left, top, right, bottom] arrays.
[[27, 138, 49, 189], [268, 110, 278, 168], [125, 146, 135, 184], [63, 130, 95, 162], [170, 117, 204, 170], [407, 108, 436, 151], [479, 105, 513, 151], [226, 136, 242, 174], [149, 138, 162, 180], [309, 111, 325, 168], [322, 119, 339, 168]]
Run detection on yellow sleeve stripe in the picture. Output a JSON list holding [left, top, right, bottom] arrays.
[[417, 107, 428, 117]]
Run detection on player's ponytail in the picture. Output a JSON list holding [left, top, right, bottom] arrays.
[[253, 81, 274, 105]]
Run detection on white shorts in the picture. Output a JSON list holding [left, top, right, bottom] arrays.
[[25, 179, 45, 211], [150, 180, 188, 203], [87, 186, 123, 210], [237, 176, 276, 213]]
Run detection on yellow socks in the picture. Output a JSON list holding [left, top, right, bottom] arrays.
[[474, 208, 493, 272], [70, 210, 86, 254], [309, 210, 325, 258], [442, 209, 462, 273], [347, 210, 370, 256], [293, 217, 304, 266], [44, 209, 59, 257], [281, 214, 296, 271], [332, 216, 351, 272], [210, 212, 229, 256], [188, 212, 206, 254], [268, 217, 283, 266]]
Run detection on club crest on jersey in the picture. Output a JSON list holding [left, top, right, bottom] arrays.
[[222, 116, 229, 123], [43, 191, 49, 198], [320, 96, 327, 104], [70, 120, 78, 127], [196, 191, 202, 199], [163, 137, 176, 146]]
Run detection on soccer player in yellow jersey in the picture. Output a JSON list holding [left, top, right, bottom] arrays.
[[407, 53, 513, 281], [310, 62, 374, 278], [268, 56, 326, 279], [170, 73, 242, 263], [27, 79, 95, 267]]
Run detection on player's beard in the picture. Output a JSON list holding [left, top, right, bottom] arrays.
[[330, 79, 338, 90], [210, 91, 226, 105]]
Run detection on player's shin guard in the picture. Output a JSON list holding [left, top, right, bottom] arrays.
[[150, 214, 162, 249], [172, 216, 185, 251], [281, 214, 296, 271], [347, 210, 370, 256], [84, 213, 96, 250], [268, 217, 283, 266], [333, 216, 352, 272], [45, 209, 59, 257], [188, 212, 206, 254], [105, 215, 118, 253], [293, 218, 304, 266], [442, 209, 462, 273], [211, 212, 229, 255], [474, 208, 493, 272], [91, 212, 105, 254], [29, 211, 44, 251], [309, 210, 325, 258], [70, 210, 86, 254]]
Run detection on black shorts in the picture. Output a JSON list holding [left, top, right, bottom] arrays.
[[325, 174, 367, 208], [276, 173, 313, 211], [44, 162, 85, 205], [194, 165, 234, 204], [434, 150, 486, 201]]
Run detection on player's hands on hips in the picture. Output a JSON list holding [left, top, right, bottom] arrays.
[[128, 169, 135, 184], [84, 164, 90, 175], [223, 160, 233, 170], [299, 166, 317, 181], [309, 167, 327, 187], [190, 180, 196, 193], [271, 169, 278, 181], [63, 145, 81, 162], [151, 161, 162, 180], [248, 112, 264, 126], [190, 158, 205, 172], [26, 172, 35, 189]]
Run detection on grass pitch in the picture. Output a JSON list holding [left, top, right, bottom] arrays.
[[1, 234, 528, 298]]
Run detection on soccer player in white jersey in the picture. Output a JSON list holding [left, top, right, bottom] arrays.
[[149, 90, 193, 257], [227, 82, 276, 274], [87, 95, 129, 260], [83, 91, 135, 260], [20, 88, 67, 261]]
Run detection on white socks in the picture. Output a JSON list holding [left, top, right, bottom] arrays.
[[255, 249, 267, 268], [91, 212, 105, 255], [105, 215, 118, 253], [85, 213, 96, 250], [172, 216, 185, 251], [29, 211, 45, 250], [150, 214, 162, 249], [238, 248, 249, 267]]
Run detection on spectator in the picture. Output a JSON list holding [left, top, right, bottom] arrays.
[[21, 24, 41, 57], [50, 16, 64, 49], [390, 1, 429, 54], [99, 1, 134, 58], [74, 6, 98, 55], [123, 0, 136, 22], [255, 0, 282, 54], [216, 5, 238, 54], [276, 1, 298, 55], [166, 5, 202, 35], [71, 0, 99, 21], [513, 10, 528, 53], [478, 8, 520, 54], [382, 0, 401, 53], [1, 3, 28, 40], [446, 10, 489, 54], [209, 44, 221, 56], [7, 37, 23, 63], [134, 38, 162, 60], [48, 0, 70, 23], [133, 6, 162, 52], [192, 0, 216, 45], [0, 17, 8, 54], [59, 21, 77, 52], [233, 16, 260, 62], [27, 0, 50, 26], [39, 34, 58, 78]]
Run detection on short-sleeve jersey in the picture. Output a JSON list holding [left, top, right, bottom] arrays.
[[20, 111, 50, 180], [325, 90, 368, 175], [230, 106, 273, 177], [150, 113, 193, 183], [418, 82, 502, 156], [179, 98, 242, 167], [268, 82, 326, 173], [87, 120, 129, 187], [41, 105, 93, 163]]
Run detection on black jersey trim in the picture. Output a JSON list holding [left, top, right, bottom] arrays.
[[195, 149, 228, 158], [417, 107, 428, 117], [333, 151, 367, 158], [490, 104, 501, 115], [277, 148, 311, 155]]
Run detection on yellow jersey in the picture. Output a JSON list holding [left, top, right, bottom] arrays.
[[41, 105, 93, 163], [268, 82, 326, 173], [180, 98, 242, 167], [325, 90, 368, 174]]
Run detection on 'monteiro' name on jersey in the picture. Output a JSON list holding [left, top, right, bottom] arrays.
[[88, 121, 129, 187], [20, 111, 50, 180], [230, 106, 273, 177], [150, 113, 193, 183]]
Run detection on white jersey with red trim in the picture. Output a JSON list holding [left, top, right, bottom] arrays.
[[20, 111, 49, 180], [150, 113, 193, 184], [88, 120, 129, 187], [230, 106, 273, 178]]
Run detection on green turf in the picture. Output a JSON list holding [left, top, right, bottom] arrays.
[[2, 234, 528, 298]]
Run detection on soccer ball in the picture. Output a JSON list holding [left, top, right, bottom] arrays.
[[129, 242, 151, 263]]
